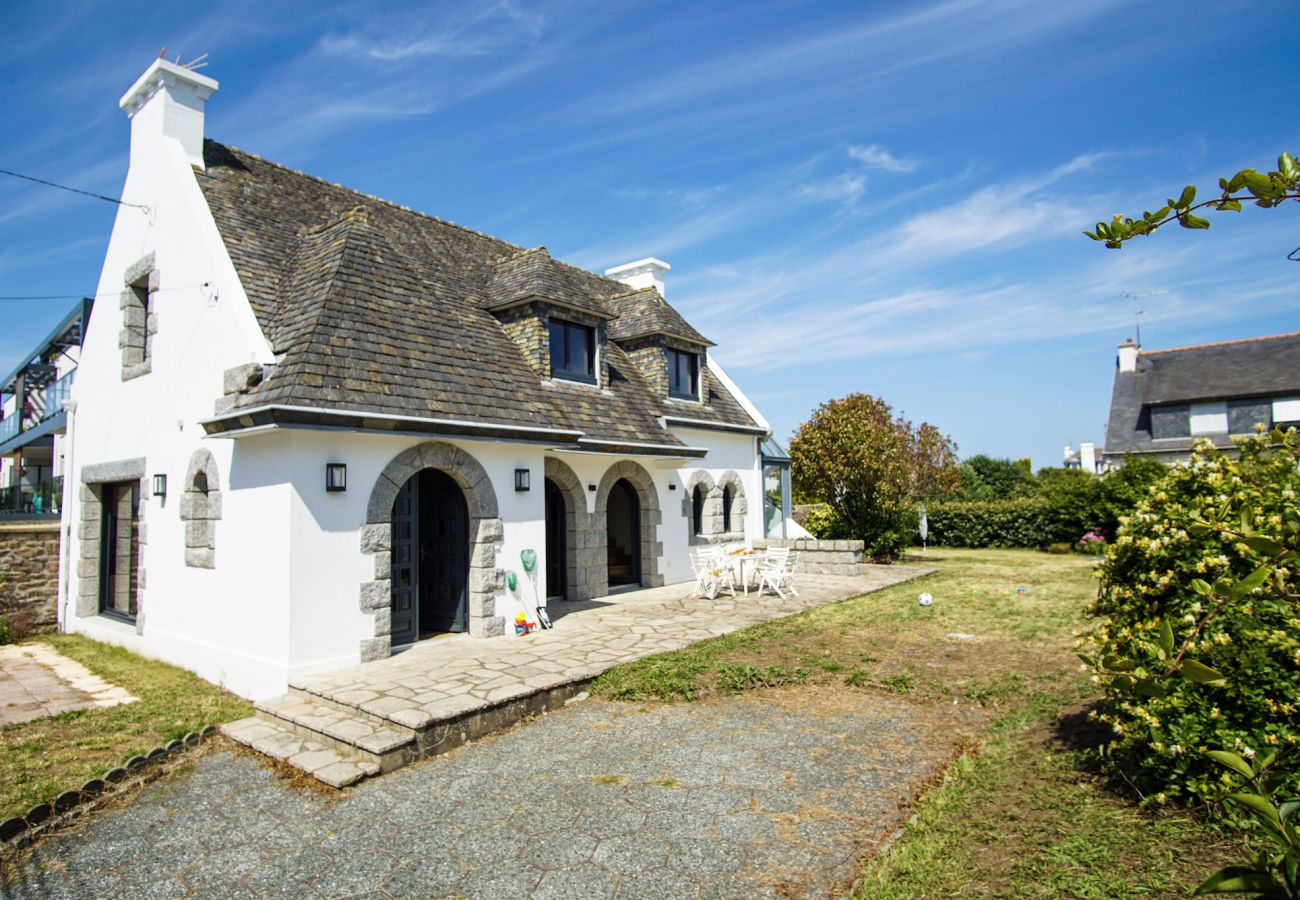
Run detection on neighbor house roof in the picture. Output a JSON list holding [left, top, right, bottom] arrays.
[[193, 141, 756, 451], [1104, 332, 1300, 457]]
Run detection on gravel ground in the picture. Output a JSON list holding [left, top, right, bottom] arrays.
[[1, 686, 971, 899]]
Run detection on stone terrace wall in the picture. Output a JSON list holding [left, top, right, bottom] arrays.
[[752, 538, 867, 576], [0, 521, 61, 636]]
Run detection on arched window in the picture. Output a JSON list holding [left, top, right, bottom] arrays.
[[692, 485, 704, 536], [722, 485, 733, 533], [181, 449, 222, 569]]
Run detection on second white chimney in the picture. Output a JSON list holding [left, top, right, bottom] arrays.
[[1117, 338, 1139, 373], [605, 257, 670, 297], [120, 59, 219, 170]]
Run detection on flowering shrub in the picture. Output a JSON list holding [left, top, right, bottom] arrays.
[[1085, 433, 1300, 807], [1077, 530, 1106, 554]]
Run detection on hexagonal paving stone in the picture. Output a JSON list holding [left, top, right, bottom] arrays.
[[532, 862, 619, 899], [593, 833, 670, 875]]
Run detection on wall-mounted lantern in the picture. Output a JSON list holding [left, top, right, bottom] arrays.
[[152, 473, 167, 499], [325, 463, 347, 493], [514, 467, 530, 492], [587, 483, 596, 492]]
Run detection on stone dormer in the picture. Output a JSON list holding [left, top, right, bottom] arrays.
[[604, 287, 713, 402], [484, 247, 616, 388]]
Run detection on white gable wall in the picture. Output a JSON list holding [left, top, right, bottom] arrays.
[[60, 98, 285, 697]]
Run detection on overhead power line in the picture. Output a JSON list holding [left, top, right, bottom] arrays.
[[0, 167, 149, 213]]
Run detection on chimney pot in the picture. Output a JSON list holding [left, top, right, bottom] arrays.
[[119, 59, 219, 170], [605, 257, 671, 297]]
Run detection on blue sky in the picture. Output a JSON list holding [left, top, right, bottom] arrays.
[[2, 1, 1297, 468]]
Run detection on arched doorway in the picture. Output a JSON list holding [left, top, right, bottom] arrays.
[[606, 478, 641, 588], [390, 469, 470, 645], [544, 477, 567, 601]]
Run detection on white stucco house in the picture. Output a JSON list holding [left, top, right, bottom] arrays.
[[58, 59, 798, 700]]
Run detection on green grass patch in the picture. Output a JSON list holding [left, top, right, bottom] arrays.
[[0, 634, 252, 819]]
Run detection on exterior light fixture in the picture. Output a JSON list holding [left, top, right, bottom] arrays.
[[325, 463, 347, 493], [668, 483, 677, 491], [587, 483, 596, 492], [152, 474, 167, 498], [514, 468, 530, 492]]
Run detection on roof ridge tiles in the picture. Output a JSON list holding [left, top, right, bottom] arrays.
[[208, 140, 519, 253], [1144, 331, 1300, 355], [491, 245, 550, 265]]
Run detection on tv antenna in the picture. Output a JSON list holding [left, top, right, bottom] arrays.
[[1123, 290, 1169, 346], [156, 48, 209, 71]]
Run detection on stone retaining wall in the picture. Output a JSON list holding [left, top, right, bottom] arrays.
[[752, 537, 868, 576], [0, 521, 61, 636]]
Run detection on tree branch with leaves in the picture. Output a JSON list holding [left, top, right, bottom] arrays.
[[1084, 152, 1300, 249]]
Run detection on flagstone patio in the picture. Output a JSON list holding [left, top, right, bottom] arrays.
[[224, 566, 932, 787]]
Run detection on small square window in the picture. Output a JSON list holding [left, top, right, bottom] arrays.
[[668, 349, 698, 400], [549, 319, 596, 383]]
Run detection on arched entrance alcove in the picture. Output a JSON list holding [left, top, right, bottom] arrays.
[[358, 441, 504, 660], [606, 478, 641, 588], [543, 457, 598, 602], [594, 460, 663, 597], [390, 469, 470, 645]]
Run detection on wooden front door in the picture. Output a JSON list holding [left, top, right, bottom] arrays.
[[544, 478, 566, 601], [417, 469, 469, 635], [390, 476, 419, 646]]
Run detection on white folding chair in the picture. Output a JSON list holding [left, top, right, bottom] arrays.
[[690, 547, 734, 599], [757, 551, 799, 599]]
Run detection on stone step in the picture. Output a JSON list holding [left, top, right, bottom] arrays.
[[220, 717, 380, 788], [253, 694, 415, 773]]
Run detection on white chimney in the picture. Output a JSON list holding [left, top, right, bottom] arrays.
[[605, 258, 671, 297], [1080, 442, 1097, 474], [119, 59, 219, 170], [1117, 338, 1139, 373]]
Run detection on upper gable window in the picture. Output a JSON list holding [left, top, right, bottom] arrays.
[[668, 349, 698, 400], [549, 319, 595, 383]]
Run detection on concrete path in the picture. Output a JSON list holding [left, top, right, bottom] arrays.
[[3, 686, 972, 899], [0, 643, 136, 727], [224, 568, 931, 787]]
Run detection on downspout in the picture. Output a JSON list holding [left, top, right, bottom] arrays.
[[56, 398, 77, 630]]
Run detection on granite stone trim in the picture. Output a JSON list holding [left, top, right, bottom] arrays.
[[180, 449, 222, 569], [75, 476, 147, 633], [594, 460, 663, 595], [543, 457, 599, 602], [680, 469, 747, 545], [359, 441, 505, 659], [80, 458, 147, 484], [120, 254, 158, 381]]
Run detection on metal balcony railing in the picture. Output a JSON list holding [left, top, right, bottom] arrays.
[[43, 369, 74, 421], [0, 476, 63, 518], [0, 414, 17, 443]]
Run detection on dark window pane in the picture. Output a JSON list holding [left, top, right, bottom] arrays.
[[1228, 399, 1272, 434], [550, 319, 594, 380], [668, 350, 698, 397], [1150, 404, 1191, 439]]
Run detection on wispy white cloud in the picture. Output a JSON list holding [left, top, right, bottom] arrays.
[[317, 2, 546, 61], [848, 144, 917, 173], [798, 173, 866, 206]]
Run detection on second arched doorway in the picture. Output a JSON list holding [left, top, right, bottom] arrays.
[[606, 477, 641, 588]]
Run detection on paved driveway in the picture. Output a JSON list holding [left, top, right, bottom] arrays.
[[2, 686, 973, 899]]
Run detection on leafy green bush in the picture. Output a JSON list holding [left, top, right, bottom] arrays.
[[1085, 434, 1300, 807], [1095, 457, 1167, 537], [800, 503, 850, 540], [957, 455, 1038, 501], [926, 498, 1059, 547]]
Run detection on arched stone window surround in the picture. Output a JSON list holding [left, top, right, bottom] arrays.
[[543, 457, 600, 602], [181, 449, 222, 569], [594, 460, 663, 594], [691, 485, 705, 536], [682, 470, 720, 545], [358, 441, 504, 661], [714, 470, 748, 541]]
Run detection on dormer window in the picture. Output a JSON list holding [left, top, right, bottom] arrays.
[[668, 348, 698, 400], [549, 318, 596, 383]]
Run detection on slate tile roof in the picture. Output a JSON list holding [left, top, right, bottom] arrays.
[[193, 141, 759, 450], [1104, 332, 1300, 457], [606, 288, 713, 347]]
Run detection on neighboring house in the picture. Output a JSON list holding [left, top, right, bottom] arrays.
[[0, 300, 91, 518], [1062, 441, 1101, 474], [59, 59, 797, 700], [1103, 333, 1300, 465]]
